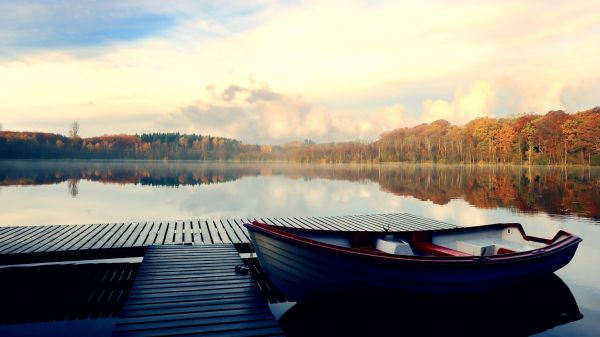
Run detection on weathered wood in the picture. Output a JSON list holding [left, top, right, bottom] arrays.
[[102, 222, 133, 249], [10, 225, 65, 254], [80, 222, 119, 250], [231, 219, 251, 242], [163, 221, 175, 245], [221, 220, 240, 244], [200, 220, 211, 244], [0, 225, 59, 254], [174, 221, 183, 245], [191, 220, 204, 244], [154, 221, 168, 245], [183, 220, 193, 244], [208, 220, 223, 244], [112, 244, 283, 337], [0, 214, 458, 263]]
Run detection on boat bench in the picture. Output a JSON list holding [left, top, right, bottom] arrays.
[[411, 232, 471, 257], [411, 241, 471, 257], [455, 238, 538, 256]]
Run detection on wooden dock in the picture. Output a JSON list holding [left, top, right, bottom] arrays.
[[112, 244, 284, 337], [0, 214, 460, 336], [0, 213, 457, 264]]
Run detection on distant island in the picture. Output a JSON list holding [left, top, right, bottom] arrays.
[[1, 107, 598, 165]]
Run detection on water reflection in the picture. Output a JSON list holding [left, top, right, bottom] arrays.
[[279, 274, 582, 337], [0, 161, 597, 336], [0, 161, 598, 219], [68, 178, 79, 198]]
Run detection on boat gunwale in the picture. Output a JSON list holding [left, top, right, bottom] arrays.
[[245, 221, 582, 265]]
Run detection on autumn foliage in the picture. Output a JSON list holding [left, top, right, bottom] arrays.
[[0, 107, 599, 164], [290, 107, 600, 165]]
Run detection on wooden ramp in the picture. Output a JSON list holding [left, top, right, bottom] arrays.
[[112, 244, 284, 337], [0, 213, 458, 264]]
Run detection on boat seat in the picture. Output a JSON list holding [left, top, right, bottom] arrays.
[[411, 241, 471, 257], [375, 238, 414, 256], [411, 232, 471, 257], [455, 238, 538, 256], [456, 240, 496, 256]]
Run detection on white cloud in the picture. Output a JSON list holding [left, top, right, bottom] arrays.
[[421, 81, 498, 125], [519, 81, 566, 113], [1, 1, 600, 139], [164, 82, 406, 143], [497, 79, 566, 114], [360, 104, 406, 138]]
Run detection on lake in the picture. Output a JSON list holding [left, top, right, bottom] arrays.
[[0, 160, 599, 336]]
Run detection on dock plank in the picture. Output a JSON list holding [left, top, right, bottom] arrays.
[[67, 223, 112, 251], [191, 220, 204, 244], [207, 220, 223, 244], [56, 224, 101, 251], [18, 225, 75, 253], [153, 222, 168, 245], [0, 225, 34, 242], [231, 219, 251, 242], [183, 220, 193, 244], [37, 224, 92, 252], [215, 220, 232, 244], [0, 225, 57, 254], [163, 222, 175, 245], [0, 213, 459, 261], [111, 222, 139, 249], [9, 225, 66, 254], [219, 219, 241, 243], [199, 220, 212, 244], [134, 222, 154, 247], [112, 244, 283, 337], [81, 223, 119, 250], [142, 222, 161, 246], [174, 221, 183, 245], [119, 222, 147, 249], [101, 222, 133, 249]]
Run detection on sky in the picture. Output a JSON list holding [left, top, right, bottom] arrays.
[[0, 0, 599, 144]]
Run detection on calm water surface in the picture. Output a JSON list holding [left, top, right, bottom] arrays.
[[0, 160, 599, 336]]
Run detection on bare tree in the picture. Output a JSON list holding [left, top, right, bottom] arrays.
[[69, 121, 80, 138], [0, 122, 3, 131]]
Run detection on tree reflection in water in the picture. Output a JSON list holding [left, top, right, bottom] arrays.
[[68, 178, 79, 198], [0, 161, 598, 219]]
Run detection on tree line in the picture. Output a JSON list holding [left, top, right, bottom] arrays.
[[287, 107, 600, 165], [0, 107, 598, 164], [0, 132, 279, 161]]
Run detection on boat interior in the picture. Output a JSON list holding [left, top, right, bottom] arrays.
[[297, 225, 569, 257]]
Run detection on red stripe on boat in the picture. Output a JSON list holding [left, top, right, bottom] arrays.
[[497, 247, 516, 255]]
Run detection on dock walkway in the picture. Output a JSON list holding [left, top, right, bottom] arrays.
[[112, 244, 284, 337], [0, 213, 458, 264]]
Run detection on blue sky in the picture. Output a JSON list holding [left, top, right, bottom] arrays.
[[0, 1, 599, 143]]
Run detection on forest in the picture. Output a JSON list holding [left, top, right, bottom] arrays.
[[1, 107, 599, 165]]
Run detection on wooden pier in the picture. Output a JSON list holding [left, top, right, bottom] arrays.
[[112, 244, 284, 337], [0, 214, 460, 337], [0, 213, 457, 264]]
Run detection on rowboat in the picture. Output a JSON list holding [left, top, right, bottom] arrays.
[[245, 220, 581, 301]]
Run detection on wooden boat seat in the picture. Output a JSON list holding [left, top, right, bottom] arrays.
[[412, 241, 471, 257], [375, 237, 414, 256], [411, 232, 471, 257], [455, 238, 537, 256]]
